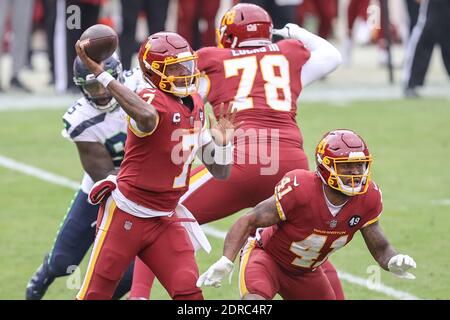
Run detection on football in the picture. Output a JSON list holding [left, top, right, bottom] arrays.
[[79, 24, 118, 62]]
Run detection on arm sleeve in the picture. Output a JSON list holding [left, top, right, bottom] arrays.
[[286, 26, 342, 87]]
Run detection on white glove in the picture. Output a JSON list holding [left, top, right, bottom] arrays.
[[196, 256, 234, 288], [388, 254, 417, 279], [271, 23, 303, 40]]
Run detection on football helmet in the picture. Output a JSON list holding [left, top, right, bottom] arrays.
[[315, 129, 373, 196], [138, 32, 199, 98], [73, 53, 122, 111], [216, 3, 273, 48]]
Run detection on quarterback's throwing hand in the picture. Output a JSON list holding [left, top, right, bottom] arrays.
[[209, 103, 243, 146], [75, 40, 104, 76], [388, 254, 417, 279], [196, 256, 234, 288]]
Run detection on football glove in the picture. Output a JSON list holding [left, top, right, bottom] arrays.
[[196, 256, 234, 288], [388, 254, 417, 279], [271, 23, 303, 40], [88, 174, 117, 205]]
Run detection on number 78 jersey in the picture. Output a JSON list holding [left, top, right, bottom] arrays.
[[197, 39, 310, 150]]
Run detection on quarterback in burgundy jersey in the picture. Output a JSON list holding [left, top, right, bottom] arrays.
[[73, 31, 239, 300], [197, 129, 417, 300], [129, 3, 346, 299]]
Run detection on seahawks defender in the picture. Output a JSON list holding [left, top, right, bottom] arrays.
[[26, 54, 148, 300]]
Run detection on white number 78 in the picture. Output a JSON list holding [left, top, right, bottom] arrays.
[[223, 55, 292, 112]]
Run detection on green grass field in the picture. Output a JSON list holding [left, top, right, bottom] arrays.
[[0, 98, 449, 300]]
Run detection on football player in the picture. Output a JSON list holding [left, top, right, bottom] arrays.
[[129, 3, 346, 299], [25, 54, 147, 300], [74, 31, 240, 300], [197, 129, 417, 299]]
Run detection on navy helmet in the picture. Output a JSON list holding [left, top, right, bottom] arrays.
[[73, 53, 123, 111]]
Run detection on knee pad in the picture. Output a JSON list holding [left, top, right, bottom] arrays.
[[173, 290, 203, 300], [95, 248, 129, 282], [81, 290, 112, 300], [112, 261, 134, 300], [170, 269, 201, 300]]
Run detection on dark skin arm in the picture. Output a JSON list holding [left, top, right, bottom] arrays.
[[75, 41, 158, 133], [199, 104, 242, 180], [199, 141, 230, 180], [75, 141, 118, 182], [361, 221, 398, 271], [223, 196, 281, 262]]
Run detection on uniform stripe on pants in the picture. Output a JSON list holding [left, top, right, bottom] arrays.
[[77, 197, 116, 300], [238, 239, 256, 298]]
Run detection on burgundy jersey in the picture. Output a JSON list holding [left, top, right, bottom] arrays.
[[197, 40, 311, 159], [117, 88, 207, 212], [261, 169, 383, 275]]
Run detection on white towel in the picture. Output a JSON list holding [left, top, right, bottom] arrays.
[[175, 204, 212, 254]]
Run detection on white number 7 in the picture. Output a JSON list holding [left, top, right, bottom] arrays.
[[173, 133, 197, 189]]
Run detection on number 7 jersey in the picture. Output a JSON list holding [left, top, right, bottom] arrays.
[[117, 89, 211, 213], [197, 39, 310, 152]]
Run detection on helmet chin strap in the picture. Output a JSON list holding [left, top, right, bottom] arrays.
[[320, 154, 367, 196], [336, 177, 363, 196], [335, 165, 370, 196], [171, 83, 197, 98]]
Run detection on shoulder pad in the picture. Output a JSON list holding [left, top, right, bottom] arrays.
[[122, 68, 150, 93], [62, 98, 106, 140]]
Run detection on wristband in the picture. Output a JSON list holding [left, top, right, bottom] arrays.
[[214, 142, 233, 165], [96, 71, 115, 87]]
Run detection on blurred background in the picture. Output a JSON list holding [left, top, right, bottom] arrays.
[[0, 0, 448, 100], [0, 0, 449, 300]]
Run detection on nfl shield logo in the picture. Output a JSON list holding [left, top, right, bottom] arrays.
[[124, 221, 132, 231], [329, 220, 338, 229]]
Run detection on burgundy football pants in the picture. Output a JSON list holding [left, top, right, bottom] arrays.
[[77, 197, 203, 300]]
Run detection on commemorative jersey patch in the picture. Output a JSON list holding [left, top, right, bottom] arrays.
[[348, 215, 361, 227]]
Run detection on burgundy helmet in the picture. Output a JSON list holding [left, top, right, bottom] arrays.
[[315, 129, 373, 196], [216, 3, 273, 48], [138, 32, 199, 97]]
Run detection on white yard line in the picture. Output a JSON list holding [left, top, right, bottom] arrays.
[[0, 154, 420, 300], [431, 199, 450, 206], [1, 84, 450, 112], [0, 95, 76, 111], [0, 155, 79, 189]]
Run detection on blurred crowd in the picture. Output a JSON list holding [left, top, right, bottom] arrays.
[[0, 0, 448, 97]]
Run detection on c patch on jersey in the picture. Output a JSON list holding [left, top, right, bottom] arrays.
[[173, 112, 181, 124], [348, 215, 361, 227]]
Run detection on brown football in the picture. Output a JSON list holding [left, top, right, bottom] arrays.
[[79, 24, 118, 62]]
